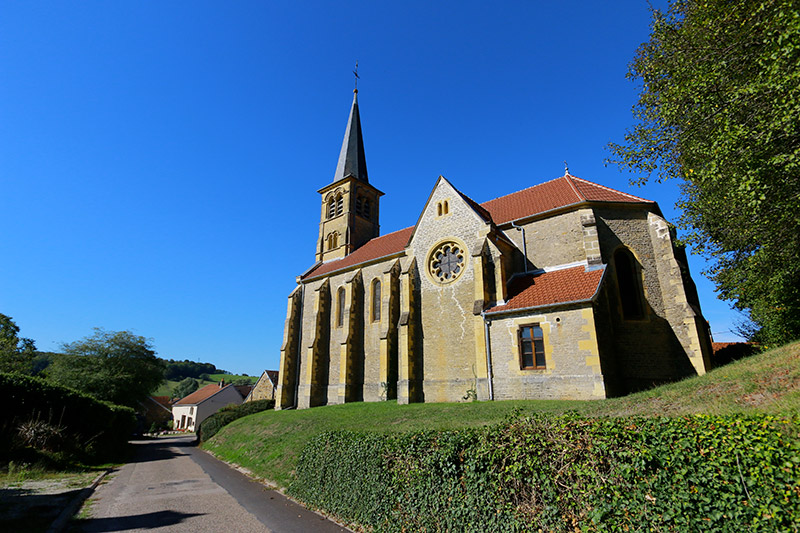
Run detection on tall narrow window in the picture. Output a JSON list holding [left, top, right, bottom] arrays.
[[327, 197, 336, 219], [337, 287, 346, 328], [327, 233, 338, 250], [363, 199, 370, 219], [371, 279, 381, 322], [336, 194, 344, 216], [355, 196, 363, 216], [519, 324, 545, 369], [437, 203, 443, 216], [443, 200, 449, 214], [614, 248, 644, 319]]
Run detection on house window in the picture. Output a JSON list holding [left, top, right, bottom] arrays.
[[371, 279, 381, 322], [519, 324, 545, 369], [187, 417, 193, 429], [189, 406, 194, 415], [336, 287, 346, 328], [614, 248, 644, 319]]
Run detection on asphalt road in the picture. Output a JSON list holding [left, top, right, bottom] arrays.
[[78, 435, 350, 533]]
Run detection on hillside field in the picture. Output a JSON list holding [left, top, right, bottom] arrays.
[[204, 341, 799, 488], [154, 373, 258, 398]]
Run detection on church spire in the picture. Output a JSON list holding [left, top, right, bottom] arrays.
[[333, 89, 369, 184]]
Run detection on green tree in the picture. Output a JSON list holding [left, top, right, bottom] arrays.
[[608, 0, 800, 344], [47, 329, 165, 407], [0, 313, 36, 374], [173, 377, 199, 399]]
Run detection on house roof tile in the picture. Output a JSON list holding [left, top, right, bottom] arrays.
[[175, 383, 228, 406], [486, 266, 605, 314]]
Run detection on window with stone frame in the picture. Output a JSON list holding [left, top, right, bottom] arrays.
[[327, 197, 336, 219], [371, 278, 381, 322], [336, 287, 346, 328], [614, 248, 644, 320], [518, 324, 545, 369]]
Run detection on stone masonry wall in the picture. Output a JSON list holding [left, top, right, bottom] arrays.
[[407, 180, 489, 403], [488, 306, 606, 400]]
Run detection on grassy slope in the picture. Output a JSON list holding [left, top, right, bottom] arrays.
[[204, 341, 799, 488], [154, 373, 258, 397]]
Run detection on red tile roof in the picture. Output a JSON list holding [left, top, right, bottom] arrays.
[[303, 226, 413, 279], [481, 175, 651, 225], [175, 383, 228, 405], [302, 175, 651, 280], [486, 266, 606, 314]]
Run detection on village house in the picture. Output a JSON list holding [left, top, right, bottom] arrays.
[[244, 370, 279, 402], [275, 90, 713, 409], [172, 381, 249, 432]]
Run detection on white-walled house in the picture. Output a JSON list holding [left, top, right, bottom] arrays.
[[172, 382, 246, 432]]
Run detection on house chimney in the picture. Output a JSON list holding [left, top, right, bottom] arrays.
[[219, 379, 224, 388]]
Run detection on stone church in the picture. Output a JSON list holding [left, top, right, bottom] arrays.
[[275, 90, 712, 409]]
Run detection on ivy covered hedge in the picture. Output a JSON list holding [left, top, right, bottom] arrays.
[[0, 372, 136, 463], [198, 399, 274, 442], [288, 413, 799, 532]]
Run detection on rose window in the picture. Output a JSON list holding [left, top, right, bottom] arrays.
[[428, 242, 465, 284]]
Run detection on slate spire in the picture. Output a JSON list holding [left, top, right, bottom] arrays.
[[333, 89, 369, 183]]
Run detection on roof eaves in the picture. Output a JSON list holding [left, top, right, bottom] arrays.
[[302, 249, 406, 282]]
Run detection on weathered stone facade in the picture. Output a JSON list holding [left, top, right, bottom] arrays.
[[275, 92, 712, 409]]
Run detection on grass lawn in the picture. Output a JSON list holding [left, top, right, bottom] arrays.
[[204, 341, 799, 488]]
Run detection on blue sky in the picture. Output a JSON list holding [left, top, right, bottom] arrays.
[[1, 1, 743, 375]]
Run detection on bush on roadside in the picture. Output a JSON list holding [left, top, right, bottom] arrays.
[[0, 372, 136, 464], [288, 413, 800, 532], [198, 399, 274, 442]]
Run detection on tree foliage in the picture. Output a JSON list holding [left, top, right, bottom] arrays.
[[163, 359, 220, 381], [173, 377, 199, 399], [47, 329, 165, 408], [0, 313, 36, 374], [608, 0, 800, 344]]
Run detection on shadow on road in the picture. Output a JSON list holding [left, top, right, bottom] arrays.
[[0, 487, 85, 532], [123, 436, 197, 464], [74, 510, 205, 532]]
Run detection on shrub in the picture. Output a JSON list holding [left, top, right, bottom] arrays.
[[198, 399, 274, 442], [0, 372, 136, 463], [288, 413, 800, 532]]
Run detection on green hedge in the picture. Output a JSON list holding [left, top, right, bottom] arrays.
[[288, 413, 800, 532], [198, 399, 274, 442], [0, 372, 136, 463]]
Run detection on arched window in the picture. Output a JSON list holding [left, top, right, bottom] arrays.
[[443, 200, 449, 214], [335, 194, 344, 216], [336, 287, 346, 328], [614, 248, 644, 319], [371, 279, 381, 322], [327, 197, 336, 219], [437, 203, 442, 216]]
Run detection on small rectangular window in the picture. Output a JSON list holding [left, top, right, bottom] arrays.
[[519, 324, 545, 369]]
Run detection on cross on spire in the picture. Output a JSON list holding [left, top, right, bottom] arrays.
[[353, 60, 360, 92]]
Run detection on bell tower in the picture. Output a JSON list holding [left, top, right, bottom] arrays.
[[317, 89, 383, 262]]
